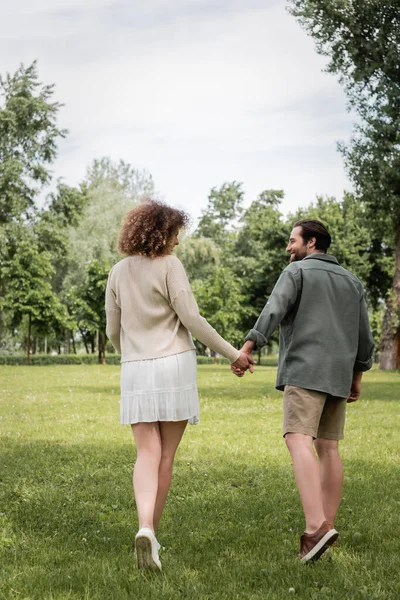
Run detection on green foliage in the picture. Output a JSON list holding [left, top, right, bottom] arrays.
[[197, 181, 244, 248], [288, 0, 400, 368], [65, 158, 154, 291], [0, 354, 278, 367], [192, 266, 257, 347], [0, 63, 69, 356], [0, 353, 121, 366], [288, 0, 400, 222], [0, 59, 395, 359], [175, 234, 221, 281], [1, 223, 67, 333], [83, 260, 110, 333], [0, 61, 66, 223], [86, 157, 154, 200], [235, 190, 289, 330]]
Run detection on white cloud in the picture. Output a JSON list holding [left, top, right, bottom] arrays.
[[0, 0, 355, 222]]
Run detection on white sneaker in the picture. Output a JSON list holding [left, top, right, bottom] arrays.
[[135, 528, 162, 571]]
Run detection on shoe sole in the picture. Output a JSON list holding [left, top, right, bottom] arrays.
[[301, 529, 339, 563], [135, 535, 161, 571]]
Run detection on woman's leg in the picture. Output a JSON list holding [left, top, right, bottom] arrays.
[[153, 420, 187, 532], [131, 422, 162, 532]]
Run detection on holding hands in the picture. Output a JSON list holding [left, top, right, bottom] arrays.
[[230, 341, 256, 377]]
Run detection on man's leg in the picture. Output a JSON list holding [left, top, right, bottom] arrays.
[[285, 433, 326, 533], [314, 439, 343, 527], [314, 396, 347, 526], [283, 387, 340, 561]]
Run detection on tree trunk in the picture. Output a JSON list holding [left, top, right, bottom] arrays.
[[0, 309, 4, 346], [65, 330, 71, 354], [79, 328, 89, 354], [26, 313, 31, 366], [395, 225, 400, 370], [44, 335, 48, 354], [379, 225, 400, 370], [101, 331, 106, 365], [98, 331, 106, 365], [72, 335, 77, 354]]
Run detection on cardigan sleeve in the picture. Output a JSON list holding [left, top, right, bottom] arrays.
[[105, 270, 121, 354], [167, 257, 241, 364]]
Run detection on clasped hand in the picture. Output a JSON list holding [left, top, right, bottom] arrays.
[[230, 351, 255, 377]]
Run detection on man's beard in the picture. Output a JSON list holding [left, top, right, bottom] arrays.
[[290, 247, 308, 262]]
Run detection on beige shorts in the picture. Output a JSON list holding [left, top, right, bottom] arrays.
[[283, 385, 347, 440]]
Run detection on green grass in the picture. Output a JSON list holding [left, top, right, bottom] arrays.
[[0, 364, 399, 600]]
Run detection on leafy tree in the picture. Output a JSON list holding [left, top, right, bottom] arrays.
[[0, 61, 66, 224], [196, 182, 244, 250], [234, 190, 289, 336], [1, 227, 67, 364], [65, 158, 154, 290], [0, 62, 66, 351], [290, 194, 371, 283], [85, 157, 154, 201], [175, 234, 221, 281], [80, 260, 110, 364], [191, 266, 255, 349], [288, 0, 400, 368], [35, 183, 89, 292]]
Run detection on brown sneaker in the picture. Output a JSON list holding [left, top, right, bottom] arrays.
[[299, 521, 338, 563]]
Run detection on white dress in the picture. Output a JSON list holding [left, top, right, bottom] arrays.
[[120, 349, 199, 425]]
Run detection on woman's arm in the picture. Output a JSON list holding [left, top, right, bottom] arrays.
[[105, 273, 122, 354], [166, 257, 247, 365]]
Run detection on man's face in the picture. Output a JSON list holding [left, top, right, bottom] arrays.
[[286, 226, 309, 262]]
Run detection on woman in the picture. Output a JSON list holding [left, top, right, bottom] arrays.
[[105, 198, 252, 571]]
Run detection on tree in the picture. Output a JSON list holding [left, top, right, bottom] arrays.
[[36, 184, 89, 292], [191, 266, 255, 349], [175, 234, 221, 282], [0, 62, 66, 351], [288, 0, 400, 369], [196, 182, 244, 250], [234, 190, 289, 336], [81, 260, 110, 364], [1, 227, 67, 364], [0, 61, 66, 224], [65, 158, 154, 290]]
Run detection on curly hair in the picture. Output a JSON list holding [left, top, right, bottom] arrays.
[[118, 198, 190, 257]]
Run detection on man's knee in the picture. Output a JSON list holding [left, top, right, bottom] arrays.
[[314, 438, 339, 457], [285, 432, 313, 452]]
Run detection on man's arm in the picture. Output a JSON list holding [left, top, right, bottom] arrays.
[[347, 292, 374, 402], [245, 269, 300, 350], [232, 269, 300, 376], [347, 371, 362, 403], [354, 293, 374, 372]]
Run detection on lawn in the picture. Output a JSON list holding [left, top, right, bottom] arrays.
[[0, 364, 399, 600]]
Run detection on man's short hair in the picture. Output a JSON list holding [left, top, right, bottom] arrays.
[[294, 219, 331, 252]]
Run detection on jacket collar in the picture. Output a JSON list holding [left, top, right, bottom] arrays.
[[302, 253, 339, 265]]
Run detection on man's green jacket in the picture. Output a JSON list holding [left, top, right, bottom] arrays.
[[245, 253, 374, 398]]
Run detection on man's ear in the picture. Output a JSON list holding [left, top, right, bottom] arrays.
[[307, 236, 317, 249]]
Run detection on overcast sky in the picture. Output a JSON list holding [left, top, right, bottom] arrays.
[[1, 0, 355, 223]]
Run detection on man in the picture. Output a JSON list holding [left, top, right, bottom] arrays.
[[236, 219, 374, 563]]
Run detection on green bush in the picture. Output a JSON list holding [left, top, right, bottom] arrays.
[[0, 353, 278, 367], [0, 354, 120, 366]]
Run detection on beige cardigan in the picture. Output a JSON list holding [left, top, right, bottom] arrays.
[[105, 254, 241, 363]]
